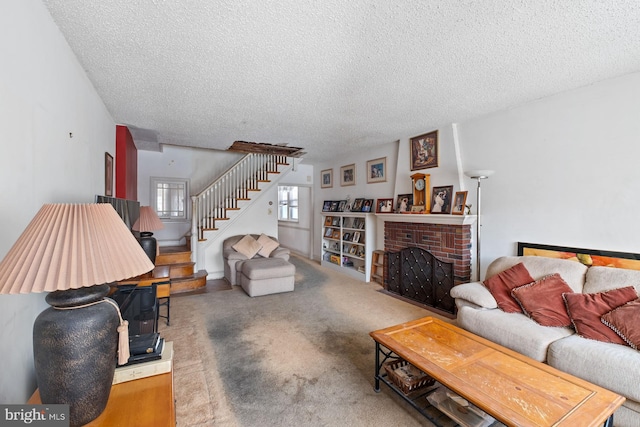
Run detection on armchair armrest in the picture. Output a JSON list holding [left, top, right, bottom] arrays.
[[270, 247, 290, 260], [450, 282, 497, 309], [226, 251, 249, 261]]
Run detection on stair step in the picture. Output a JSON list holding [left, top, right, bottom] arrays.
[[156, 247, 191, 265], [170, 270, 208, 294]]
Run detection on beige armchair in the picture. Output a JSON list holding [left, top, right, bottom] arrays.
[[223, 234, 290, 285]]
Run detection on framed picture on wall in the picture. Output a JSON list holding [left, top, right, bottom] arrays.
[[410, 130, 438, 170], [104, 152, 113, 196], [340, 164, 356, 186], [430, 185, 454, 214], [452, 191, 468, 215], [321, 169, 333, 188], [366, 157, 387, 183]]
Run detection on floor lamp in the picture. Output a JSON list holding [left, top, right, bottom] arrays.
[[465, 170, 494, 281]]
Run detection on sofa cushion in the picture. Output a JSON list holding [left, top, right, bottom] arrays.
[[601, 298, 640, 350], [563, 286, 638, 345], [455, 305, 573, 362], [232, 234, 263, 259], [483, 262, 534, 313], [257, 233, 279, 258], [486, 256, 588, 292], [584, 265, 640, 295], [548, 334, 640, 403], [511, 273, 573, 327]]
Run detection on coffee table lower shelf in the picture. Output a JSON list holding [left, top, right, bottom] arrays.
[[374, 344, 502, 427]]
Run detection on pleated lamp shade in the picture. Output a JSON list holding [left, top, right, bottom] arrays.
[[0, 203, 155, 294], [132, 206, 164, 233]]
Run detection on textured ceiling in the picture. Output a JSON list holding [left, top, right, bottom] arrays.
[[42, 0, 640, 163]]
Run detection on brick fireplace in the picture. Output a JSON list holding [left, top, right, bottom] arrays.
[[384, 221, 473, 285], [378, 214, 475, 316]]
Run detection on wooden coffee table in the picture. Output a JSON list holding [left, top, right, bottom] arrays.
[[370, 317, 625, 427]]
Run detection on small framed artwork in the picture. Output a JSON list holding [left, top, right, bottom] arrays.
[[396, 194, 413, 213], [322, 201, 332, 212], [343, 232, 351, 241], [332, 230, 340, 239], [337, 200, 347, 212], [324, 228, 333, 238], [366, 157, 387, 183], [104, 152, 114, 196], [352, 198, 364, 212], [376, 198, 394, 213], [349, 245, 357, 255], [352, 232, 361, 243], [321, 169, 333, 188], [410, 130, 438, 170], [330, 201, 339, 212], [411, 205, 425, 213], [340, 164, 356, 186], [324, 216, 333, 226], [361, 199, 374, 212], [452, 191, 468, 215], [430, 185, 454, 214]]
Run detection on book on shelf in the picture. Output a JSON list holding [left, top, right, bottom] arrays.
[[113, 341, 173, 385]]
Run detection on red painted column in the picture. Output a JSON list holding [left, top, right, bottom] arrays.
[[115, 125, 138, 200]]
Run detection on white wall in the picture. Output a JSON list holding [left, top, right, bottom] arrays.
[[311, 73, 640, 282], [137, 145, 243, 245], [0, 0, 116, 403], [457, 72, 640, 278], [314, 142, 400, 258]]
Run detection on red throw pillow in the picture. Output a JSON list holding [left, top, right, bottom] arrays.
[[511, 274, 573, 327], [563, 286, 638, 345], [601, 298, 640, 349], [483, 262, 534, 313]]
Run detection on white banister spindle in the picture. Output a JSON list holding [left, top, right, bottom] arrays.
[[191, 153, 286, 240]]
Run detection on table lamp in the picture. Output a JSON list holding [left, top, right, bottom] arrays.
[[0, 204, 154, 426], [132, 206, 164, 264]]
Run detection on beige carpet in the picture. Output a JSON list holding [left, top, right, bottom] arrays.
[[159, 255, 454, 427]]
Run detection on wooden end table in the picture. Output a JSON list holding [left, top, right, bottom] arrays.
[[29, 370, 175, 426], [370, 316, 624, 427]]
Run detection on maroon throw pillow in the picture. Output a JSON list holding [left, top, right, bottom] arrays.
[[563, 286, 638, 345], [483, 262, 534, 313], [511, 274, 573, 327], [601, 298, 640, 349]]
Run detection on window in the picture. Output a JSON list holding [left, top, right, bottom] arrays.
[[278, 186, 298, 222], [151, 178, 189, 221]]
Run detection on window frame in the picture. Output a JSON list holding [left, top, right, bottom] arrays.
[[278, 185, 299, 223], [150, 177, 190, 222]]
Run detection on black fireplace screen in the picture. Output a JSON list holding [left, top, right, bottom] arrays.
[[386, 246, 456, 315]]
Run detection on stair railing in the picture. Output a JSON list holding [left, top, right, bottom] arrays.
[[191, 153, 286, 242]]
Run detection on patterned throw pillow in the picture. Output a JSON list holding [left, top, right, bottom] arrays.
[[563, 286, 638, 345], [483, 262, 535, 313], [511, 274, 573, 327], [601, 298, 640, 349]]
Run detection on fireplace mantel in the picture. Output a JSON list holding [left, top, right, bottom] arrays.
[[375, 213, 477, 225]]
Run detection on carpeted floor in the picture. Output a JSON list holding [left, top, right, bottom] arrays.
[[159, 254, 454, 426]]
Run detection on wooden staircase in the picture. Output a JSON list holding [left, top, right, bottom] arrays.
[[155, 245, 207, 293]]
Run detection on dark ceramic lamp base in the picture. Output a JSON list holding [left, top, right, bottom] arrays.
[[138, 232, 157, 264], [33, 284, 118, 427]]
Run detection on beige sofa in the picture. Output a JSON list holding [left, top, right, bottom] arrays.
[[450, 256, 640, 427], [222, 234, 291, 286]]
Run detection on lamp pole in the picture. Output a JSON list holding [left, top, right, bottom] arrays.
[[465, 170, 494, 281]]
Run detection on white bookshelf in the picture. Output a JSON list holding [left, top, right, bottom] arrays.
[[321, 212, 376, 282]]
